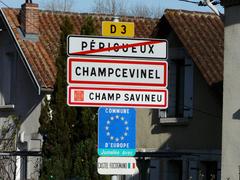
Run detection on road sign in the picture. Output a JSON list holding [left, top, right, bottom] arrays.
[[102, 21, 135, 37], [98, 107, 136, 156], [67, 57, 168, 87], [97, 157, 138, 175], [67, 86, 168, 109], [67, 35, 168, 59]]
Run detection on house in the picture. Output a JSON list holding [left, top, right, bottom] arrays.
[[220, 0, 240, 179], [0, 2, 158, 179], [0, 1, 223, 180], [134, 9, 223, 180]]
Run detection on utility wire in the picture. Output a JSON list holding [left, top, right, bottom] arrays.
[[0, 0, 9, 8], [0, 0, 222, 119], [185, 105, 221, 118], [163, 104, 221, 118]]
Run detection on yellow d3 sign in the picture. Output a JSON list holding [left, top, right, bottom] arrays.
[[102, 21, 135, 37]]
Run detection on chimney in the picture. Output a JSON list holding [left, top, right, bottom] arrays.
[[20, 1, 39, 37]]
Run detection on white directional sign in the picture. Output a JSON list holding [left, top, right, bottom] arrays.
[[67, 86, 168, 109], [97, 157, 138, 175], [67, 57, 168, 87], [67, 35, 168, 59]]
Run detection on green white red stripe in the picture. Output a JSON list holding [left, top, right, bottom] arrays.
[[128, 163, 136, 169]]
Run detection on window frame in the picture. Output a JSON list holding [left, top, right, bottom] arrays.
[[159, 57, 194, 124]]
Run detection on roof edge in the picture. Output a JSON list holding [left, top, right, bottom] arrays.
[[41, 87, 54, 93], [0, 8, 43, 95], [39, 9, 161, 20], [1, 7, 161, 21], [164, 8, 217, 16], [163, 9, 223, 86]]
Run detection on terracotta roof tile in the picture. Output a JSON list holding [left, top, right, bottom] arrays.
[[1, 8, 223, 89], [1, 8, 158, 89], [164, 9, 224, 85]]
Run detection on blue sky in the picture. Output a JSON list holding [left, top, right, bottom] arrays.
[[0, 0, 223, 14]]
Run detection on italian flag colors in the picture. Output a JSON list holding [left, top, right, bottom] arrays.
[[128, 163, 136, 169]]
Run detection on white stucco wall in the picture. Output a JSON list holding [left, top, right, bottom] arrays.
[[0, 14, 44, 180], [221, 5, 240, 180]]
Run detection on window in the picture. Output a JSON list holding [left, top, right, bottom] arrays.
[[159, 57, 193, 122], [0, 51, 16, 107]]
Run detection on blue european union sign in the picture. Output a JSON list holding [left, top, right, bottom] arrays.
[[98, 107, 136, 157]]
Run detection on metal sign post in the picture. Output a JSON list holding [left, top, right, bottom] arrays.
[[66, 21, 169, 177]]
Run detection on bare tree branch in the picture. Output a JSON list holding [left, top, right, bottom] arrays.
[[0, 116, 19, 179], [92, 0, 162, 18], [44, 0, 75, 12], [130, 4, 151, 17], [150, 5, 163, 18], [92, 0, 128, 16]]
